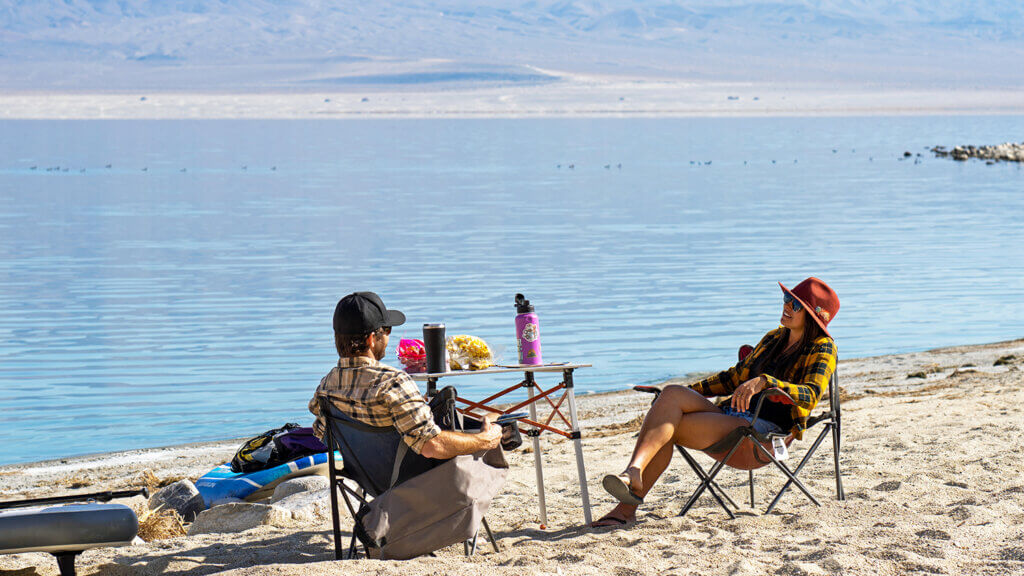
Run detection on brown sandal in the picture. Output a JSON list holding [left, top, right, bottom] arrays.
[[602, 473, 644, 506], [591, 513, 633, 528]]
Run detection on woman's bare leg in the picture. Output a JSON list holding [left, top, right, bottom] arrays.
[[596, 441, 676, 524], [594, 386, 748, 526], [623, 386, 723, 490]]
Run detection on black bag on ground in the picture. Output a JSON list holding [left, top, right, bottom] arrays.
[[230, 423, 327, 473]]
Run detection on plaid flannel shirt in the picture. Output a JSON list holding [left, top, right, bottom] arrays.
[[308, 356, 441, 454], [689, 327, 837, 440]]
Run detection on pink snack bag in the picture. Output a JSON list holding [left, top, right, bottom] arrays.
[[398, 338, 427, 373]]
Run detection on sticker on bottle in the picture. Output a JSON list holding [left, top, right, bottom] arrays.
[[772, 436, 789, 460], [521, 323, 539, 342]]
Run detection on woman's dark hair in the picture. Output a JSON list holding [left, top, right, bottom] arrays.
[[752, 313, 826, 378], [335, 327, 387, 357]]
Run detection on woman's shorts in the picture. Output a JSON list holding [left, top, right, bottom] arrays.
[[719, 406, 784, 436]]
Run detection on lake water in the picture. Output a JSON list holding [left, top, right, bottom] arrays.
[[1, 117, 1022, 465]]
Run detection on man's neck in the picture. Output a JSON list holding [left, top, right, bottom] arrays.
[[339, 353, 377, 364]]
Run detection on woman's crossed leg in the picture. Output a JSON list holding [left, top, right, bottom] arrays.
[[594, 385, 748, 526]]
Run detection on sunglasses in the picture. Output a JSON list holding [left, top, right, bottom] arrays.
[[783, 293, 804, 312], [381, 326, 392, 335]]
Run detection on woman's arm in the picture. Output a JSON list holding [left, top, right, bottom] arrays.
[[689, 329, 783, 397], [762, 338, 836, 410]]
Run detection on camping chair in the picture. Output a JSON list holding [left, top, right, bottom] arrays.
[[319, 398, 500, 559], [635, 346, 845, 517]]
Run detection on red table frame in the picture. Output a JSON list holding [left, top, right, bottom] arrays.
[[413, 363, 593, 525]]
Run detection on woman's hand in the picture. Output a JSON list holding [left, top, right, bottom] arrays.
[[731, 376, 767, 413]]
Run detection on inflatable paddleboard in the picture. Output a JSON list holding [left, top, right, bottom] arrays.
[[195, 452, 337, 507], [0, 503, 138, 555]]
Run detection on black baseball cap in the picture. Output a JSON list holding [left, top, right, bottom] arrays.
[[333, 292, 406, 334]]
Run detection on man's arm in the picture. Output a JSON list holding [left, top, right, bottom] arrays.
[[420, 415, 502, 460], [383, 372, 501, 458], [308, 378, 328, 440]]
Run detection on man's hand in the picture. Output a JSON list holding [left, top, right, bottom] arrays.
[[421, 413, 503, 459], [478, 413, 502, 450], [731, 376, 767, 413]]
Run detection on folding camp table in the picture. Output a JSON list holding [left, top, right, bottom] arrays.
[[412, 363, 593, 525]]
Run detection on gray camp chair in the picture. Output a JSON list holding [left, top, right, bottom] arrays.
[[319, 398, 500, 560], [635, 349, 845, 517]]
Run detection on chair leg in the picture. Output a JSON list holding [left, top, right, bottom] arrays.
[[765, 425, 831, 514], [481, 517, 501, 553], [749, 470, 755, 508], [751, 441, 820, 513], [338, 487, 366, 559], [347, 532, 358, 559], [831, 422, 845, 500], [678, 447, 738, 514], [327, 461, 344, 560], [680, 439, 744, 518]]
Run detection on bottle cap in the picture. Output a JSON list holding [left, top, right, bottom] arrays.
[[515, 293, 535, 314]]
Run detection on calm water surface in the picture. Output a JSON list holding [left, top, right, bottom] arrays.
[[1, 117, 1022, 464]]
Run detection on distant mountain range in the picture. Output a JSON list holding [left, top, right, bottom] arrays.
[[2, 1, 1022, 90]]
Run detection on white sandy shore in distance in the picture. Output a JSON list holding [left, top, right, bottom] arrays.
[[2, 338, 1023, 575], [3, 76, 1024, 119]]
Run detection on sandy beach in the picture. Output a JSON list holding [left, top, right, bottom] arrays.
[[3, 76, 1024, 119], [2, 337, 1023, 575]]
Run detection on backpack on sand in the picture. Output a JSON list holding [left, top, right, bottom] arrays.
[[230, 423, 327, 473]]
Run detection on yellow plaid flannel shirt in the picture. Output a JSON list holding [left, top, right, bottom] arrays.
[[689, 327, 837, 440], [308, 356, 441, 454]]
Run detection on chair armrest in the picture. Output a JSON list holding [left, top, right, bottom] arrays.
[[762, 387, 796, 405], [633, 385, 662, 396]]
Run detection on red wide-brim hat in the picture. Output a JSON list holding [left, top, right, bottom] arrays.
[[779, 277, 839, 339]]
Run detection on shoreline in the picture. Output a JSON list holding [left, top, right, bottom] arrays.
[[3, 79, 1024, 119], [2, 336, 1020, 477], [2, 336, 1023, 575], [1, 336, 1020, 473]]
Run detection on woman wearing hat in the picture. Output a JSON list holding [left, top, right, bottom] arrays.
[[593, 277, 839, 527]]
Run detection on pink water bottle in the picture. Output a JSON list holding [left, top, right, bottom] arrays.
[[515, 293, 543, 365]]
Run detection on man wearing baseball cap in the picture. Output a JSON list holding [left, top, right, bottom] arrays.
[[308, 292, 501, 459]]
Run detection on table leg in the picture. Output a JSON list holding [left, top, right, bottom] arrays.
[[525, 372, 548, 525], [564, 369, 592, 524]]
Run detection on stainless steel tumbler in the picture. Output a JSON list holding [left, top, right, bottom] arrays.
[[423, 323, 447, 374]]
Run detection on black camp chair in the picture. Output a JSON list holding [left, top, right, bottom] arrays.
[[318, 398, 500, 559], [635, 348, 845, 517]]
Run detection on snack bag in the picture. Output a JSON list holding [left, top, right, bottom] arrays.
[[398, 338, 427, 373], [446, 335, 495, 371]]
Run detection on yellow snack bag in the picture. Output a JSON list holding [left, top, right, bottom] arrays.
[[446, 335, 495, 371]]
